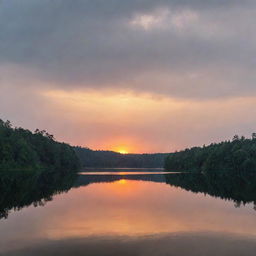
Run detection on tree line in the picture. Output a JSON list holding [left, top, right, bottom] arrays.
[[0, 119, 80, 171], [165, 134, 256, 173], [74, 147, 168, 168]]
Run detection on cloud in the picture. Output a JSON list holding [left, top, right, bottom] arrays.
[[2, 83, 256, 153], [1, 0, 256, 152], [130, 8, 198, 31], [130, 8, 170, 30], [0, 0, 256, 100]]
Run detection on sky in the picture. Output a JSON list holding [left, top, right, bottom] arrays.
[[1, 0, 256, 153]]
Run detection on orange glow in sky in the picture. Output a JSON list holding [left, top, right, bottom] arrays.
[[41, 89, 168, 153], [36, 89, 256, 153], [109, 141, 137, 154], [2, 0, 256, 156], [118, 149, 128, 154]]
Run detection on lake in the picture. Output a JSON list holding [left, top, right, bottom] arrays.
[[0, 169, 256, 256]]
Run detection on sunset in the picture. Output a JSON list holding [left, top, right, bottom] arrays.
[[1, 1, 256, 255], [117, 149, 128, 154], [1, 0, 256, 153]]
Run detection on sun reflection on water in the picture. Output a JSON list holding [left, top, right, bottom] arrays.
[[118, 179, 127, 185]]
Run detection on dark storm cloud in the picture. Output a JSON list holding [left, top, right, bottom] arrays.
[[0, 0, 256, 99]]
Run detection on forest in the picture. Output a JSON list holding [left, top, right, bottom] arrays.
[[74, 146, 168, 168], [0, 118, 167, 171], [0, 119, 80, 172], [165, 134, 256, 173], [4, 116, 256, 173]]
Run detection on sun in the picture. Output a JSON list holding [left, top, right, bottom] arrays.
[[118, 149, 128, 154]]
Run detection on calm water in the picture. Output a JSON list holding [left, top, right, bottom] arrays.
[[0, 169, 256, 255]]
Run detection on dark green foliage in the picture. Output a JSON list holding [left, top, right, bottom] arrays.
[[0, 119, 80, 171], [165, 135, 256, 173], [74, 147, 168, 168]]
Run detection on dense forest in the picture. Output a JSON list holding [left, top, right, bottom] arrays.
[[74, 147, 168, 168], [0, 119, 80, 171], [0, 118, 167, 171], [165, 134, 256, 173]]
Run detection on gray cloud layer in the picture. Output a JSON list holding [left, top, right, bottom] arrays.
[[0, 0, 256, 99]]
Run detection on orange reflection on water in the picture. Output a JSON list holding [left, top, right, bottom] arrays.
[[2, 179, 256, 243], [118, 179, 127, 184]]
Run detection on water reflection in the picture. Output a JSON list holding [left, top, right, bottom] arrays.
[[0, 170, 256, 256], [164, 172, 256, 210], [4, 233, 256, 256], [0, 170, 77, 219]]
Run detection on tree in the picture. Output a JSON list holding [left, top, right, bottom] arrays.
[[233, 135, 240, 141], [165, 134, 256, 173], [0, 119, 80, 172]]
